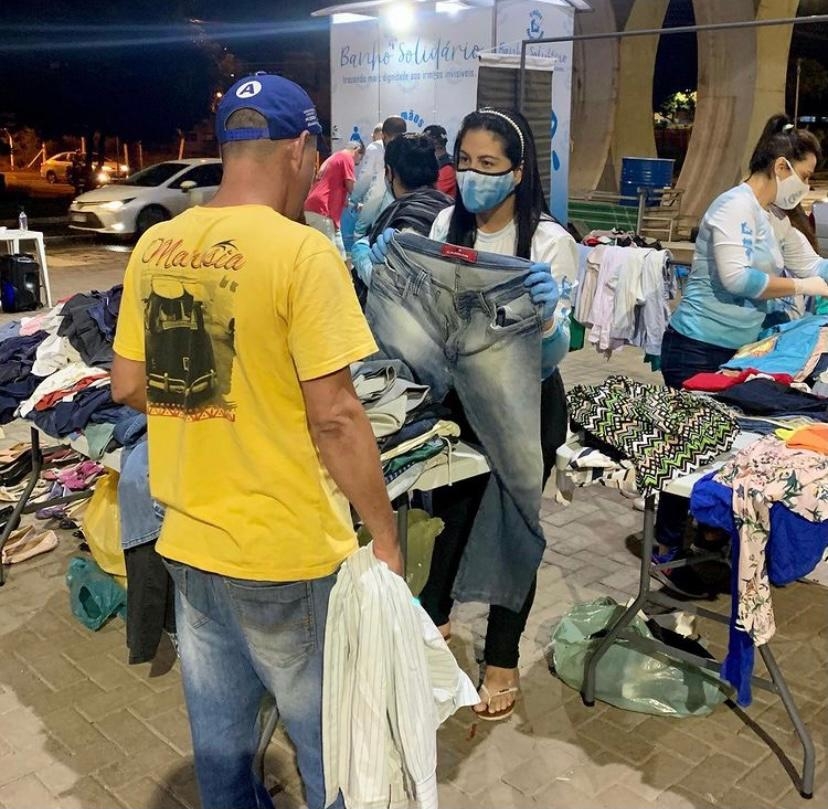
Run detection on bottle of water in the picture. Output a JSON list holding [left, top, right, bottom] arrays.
[[18, 208, 28, 231]]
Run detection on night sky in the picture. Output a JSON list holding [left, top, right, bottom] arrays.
[[653, 0, 697, 108], [0, 1, 825, 140]]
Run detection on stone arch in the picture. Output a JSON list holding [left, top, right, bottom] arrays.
[[608, 0, 671, 190], [568, 0, 619, 193], [740, 0, 801, 175], [677, 0, 800, 220]]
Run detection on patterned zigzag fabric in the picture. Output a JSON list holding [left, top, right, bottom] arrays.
[[567, 375, 739, 495]]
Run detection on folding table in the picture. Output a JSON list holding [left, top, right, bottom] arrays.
[[555, 432, 817, 799]]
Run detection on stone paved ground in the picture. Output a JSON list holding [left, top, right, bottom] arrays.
[[0, 240, 826, 809]]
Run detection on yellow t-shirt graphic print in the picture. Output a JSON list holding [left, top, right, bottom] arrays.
[[114, 205, 377, 581]]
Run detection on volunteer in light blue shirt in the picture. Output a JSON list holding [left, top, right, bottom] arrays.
[[655, 114, 828, 602], [662, 114, 828, 390]]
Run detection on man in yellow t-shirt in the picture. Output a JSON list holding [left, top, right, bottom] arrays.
[[112, 73, 400, 809]]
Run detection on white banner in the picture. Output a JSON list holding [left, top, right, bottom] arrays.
[[330, 9, 493, 152], [330, 20, 382, 146], [495, 1, 574, 222]]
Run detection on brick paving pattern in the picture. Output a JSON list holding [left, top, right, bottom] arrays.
[[0, 242, 825, 808]]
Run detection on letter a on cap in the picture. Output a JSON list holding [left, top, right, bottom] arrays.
[[236, 80, 262, 98]]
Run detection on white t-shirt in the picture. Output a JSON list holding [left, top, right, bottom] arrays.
[[428, 206, 578, 282], [428, 206, 578, 374]]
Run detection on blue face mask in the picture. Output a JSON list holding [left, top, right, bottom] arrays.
[[456, 168, 516, 213]]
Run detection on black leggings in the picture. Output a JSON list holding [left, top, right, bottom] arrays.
[[418, 369, 567, 669]]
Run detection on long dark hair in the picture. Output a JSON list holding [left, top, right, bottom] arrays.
[[446, 108, 550, 260], [749, 113, 822, 176]]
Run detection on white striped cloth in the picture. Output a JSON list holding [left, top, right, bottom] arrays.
[[323, 544, 478, 809]]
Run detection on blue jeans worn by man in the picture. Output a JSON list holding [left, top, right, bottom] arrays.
[[166, 561, 341, 809]]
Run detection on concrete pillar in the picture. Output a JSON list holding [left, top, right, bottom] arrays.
[[608, 0, 670, 191], [676, 0, 759, 220], [568, 0, 619, 193], [740, 0, 800, 175]]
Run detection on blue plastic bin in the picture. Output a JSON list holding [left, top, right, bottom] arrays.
[[620, 157, 675, 207]]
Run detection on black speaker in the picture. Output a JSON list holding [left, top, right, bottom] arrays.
[[0, 253, 41, 312]]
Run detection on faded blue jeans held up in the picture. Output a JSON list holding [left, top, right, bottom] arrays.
[[164, 559, 341, 809], [366, 231, 546, 613]]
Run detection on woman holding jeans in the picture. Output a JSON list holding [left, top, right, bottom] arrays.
[[657, 114, 828, 596], [372, 108, 577, 719]]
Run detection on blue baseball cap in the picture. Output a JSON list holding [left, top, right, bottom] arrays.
[[216, 72, 322, 145]]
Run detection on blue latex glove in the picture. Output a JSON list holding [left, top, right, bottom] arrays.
[[369, 228, 397, 264], [541, 321, 570, 378], [351, 239, 374, 287], [523, 262, 560, 321]]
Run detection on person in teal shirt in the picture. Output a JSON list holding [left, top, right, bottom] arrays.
[[657, 114, 828, 598]]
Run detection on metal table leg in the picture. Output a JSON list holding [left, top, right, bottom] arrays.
[[0, 427, 43, 586], [759, 644, 815, 799], [575, 483, 817, 797], [582, 493, 657, 705]]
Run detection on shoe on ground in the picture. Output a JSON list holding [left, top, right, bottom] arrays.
[[650, 548, 718, 599]]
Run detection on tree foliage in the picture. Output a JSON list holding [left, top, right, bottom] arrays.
[[660, 90, 697, 122]]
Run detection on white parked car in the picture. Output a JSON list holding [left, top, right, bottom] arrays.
[[40, 151, 127, 184], [68, 158, 223, 237]]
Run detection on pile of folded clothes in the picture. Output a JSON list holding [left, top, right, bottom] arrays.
[[351, 360, 461, 499], [0, 285, 146, 456], [681, 315, 828, 434]]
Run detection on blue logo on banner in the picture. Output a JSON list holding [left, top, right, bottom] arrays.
[[349, 125, 363, 143], [527, 10, 544, 40], [550, 110, 560, 171], [401, 109, 425, 128]]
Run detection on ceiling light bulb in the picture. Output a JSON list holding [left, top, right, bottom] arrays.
[[384, 2, 415, 33]]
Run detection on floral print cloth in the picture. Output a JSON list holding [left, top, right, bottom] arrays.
[[715, 434, 828, 645]]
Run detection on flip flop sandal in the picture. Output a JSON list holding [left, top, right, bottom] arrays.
[[32, 481, 70, 505], [0, 480, 48, 501], [42, 447, 78, 463], [34, 487, 73, 520], [1, 524, 35, 551], [0, 454, 33, 487], [36, 506, 68, 522], [66, 499, 89, 518], [59, 461, 105, 491], [1, 530, 58, 564], [0, 442, 30, 464], [472, 684, 520, 722]]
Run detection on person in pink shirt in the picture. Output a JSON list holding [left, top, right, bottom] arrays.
[[304, 142, 364, 257]]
